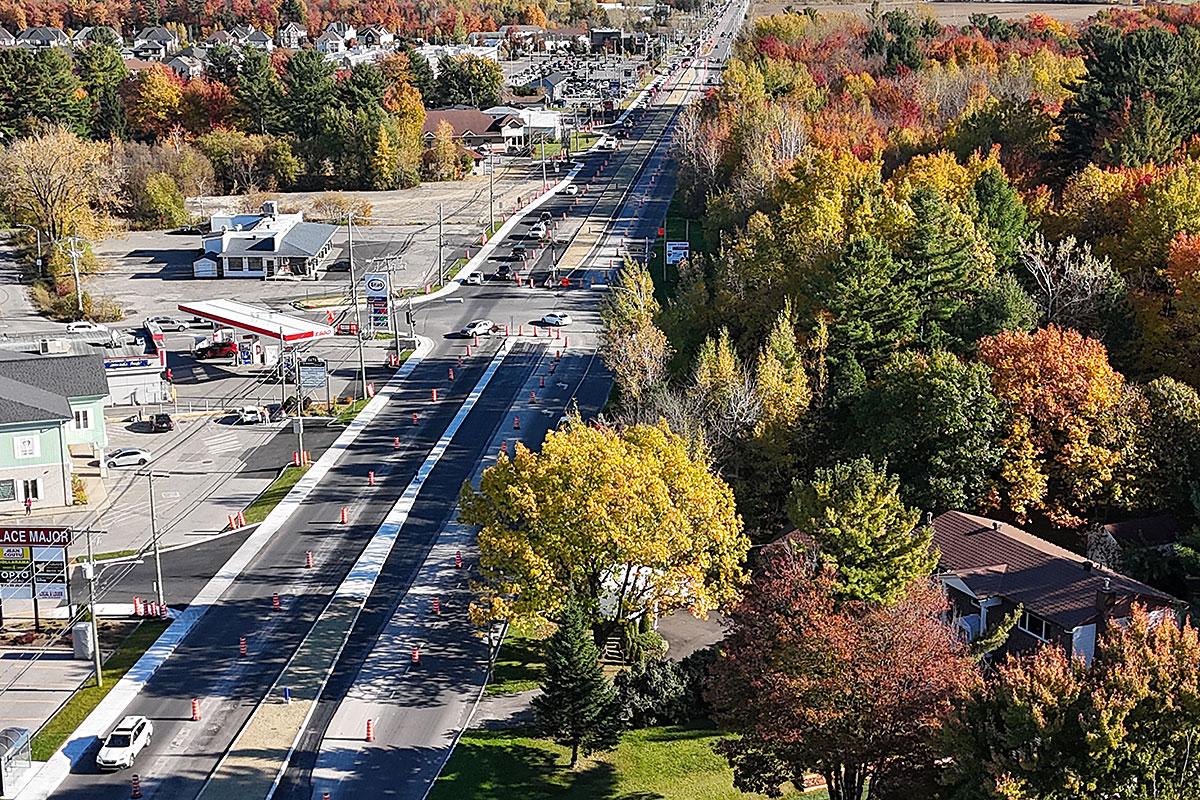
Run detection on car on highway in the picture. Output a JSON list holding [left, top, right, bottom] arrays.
[[460, 319, 495, 337], [144, 316, 189, 331], [195, 340, 238, 360], [96, 716, 153, 771], [465, 271, 485, 285], [106, 447, 152, 469], [149, 412, 175, 432], [495, 263, 512, 280], [599, 137, 618, 151], [564, 184, 579, 196], [66, 320, 107, 334], [529, 222, 549, 239], [541, 312, 574, 326], [539, 211, 554, 223]]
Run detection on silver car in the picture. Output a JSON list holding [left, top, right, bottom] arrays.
[[106, 447, 152, 468], [459, 319, 494, 337]]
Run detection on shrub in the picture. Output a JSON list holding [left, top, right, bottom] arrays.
[[615, 657, 691, 728]]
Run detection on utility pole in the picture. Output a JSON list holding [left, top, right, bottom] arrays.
[[437, 203, 445, 288], [84, 527, 103, 688], [346, 213, 367, 399], [488, 153, 495, 237], [148, 471, 164, 609], [293, 350, 305, 459], [65, 230, 84, 316]]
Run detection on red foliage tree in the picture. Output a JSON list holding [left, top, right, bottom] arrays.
[[707, 556, 978, 800]]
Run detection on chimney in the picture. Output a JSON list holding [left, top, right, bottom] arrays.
[[992, 520, 1001, 531], [1096, 577, 1118, 630], [924, 511, 932, 526]]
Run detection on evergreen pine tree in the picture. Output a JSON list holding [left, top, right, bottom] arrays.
[[532, 603, 624, 768], [901, 187, 990, 347], [970, 166, 1032, 271], [234, 48, 283, 134]]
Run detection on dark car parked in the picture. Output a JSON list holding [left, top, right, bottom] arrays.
[[149, 413, 174, 432]]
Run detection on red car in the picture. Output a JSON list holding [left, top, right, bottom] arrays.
[[196, 340, 237, 360]]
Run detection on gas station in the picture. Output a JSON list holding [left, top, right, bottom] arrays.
[[177, 299, 335, 368]]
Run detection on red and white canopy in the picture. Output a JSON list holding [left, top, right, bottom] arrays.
[[178, 299, 334, 342]]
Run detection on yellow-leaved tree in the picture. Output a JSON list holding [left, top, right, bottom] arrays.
[[459, 419, 749, 638]]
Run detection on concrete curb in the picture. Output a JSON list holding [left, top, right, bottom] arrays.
[[17, 335, 437, 800]]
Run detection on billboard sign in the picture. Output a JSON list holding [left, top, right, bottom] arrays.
[[0, 546, 68, 601], [0, 527, 72, 547], [665, 241, 690, 265], [364, 273, 390, 331], [299, 364, 327, 390]]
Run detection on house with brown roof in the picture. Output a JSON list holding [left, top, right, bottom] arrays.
[[932, 511, 1181, 663], [422, 109, 517, 150]]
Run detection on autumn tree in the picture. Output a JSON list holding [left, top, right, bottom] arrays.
[[124, 64, 183, 140], [459, 419, 748, 638], [977, 325, 1127, 525], [600, 260, 672, 413], [942, 608, 1200, 800], [0, 126, 119, 240], [532, 602, 623, 768], [853, 350, 1004, 512], [710, 559, 978, 800], [786, 457, 936, 605], [421, 119, 467, 181]]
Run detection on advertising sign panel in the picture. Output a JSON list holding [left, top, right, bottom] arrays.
[[364, 273, 390, 331], [665, 241, 690, 265]]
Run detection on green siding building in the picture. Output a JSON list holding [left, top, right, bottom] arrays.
[[0, 352, 109, 514]]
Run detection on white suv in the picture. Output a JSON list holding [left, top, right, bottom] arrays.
[[96, 716, 153, 770]]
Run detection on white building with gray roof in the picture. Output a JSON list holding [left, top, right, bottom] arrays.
[[193, 202, 337, 280]]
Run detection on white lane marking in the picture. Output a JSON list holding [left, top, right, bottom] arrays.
[[18, 337, 436, 800]]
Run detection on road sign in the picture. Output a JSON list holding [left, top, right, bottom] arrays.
[[364, 272, 390, 331], [0, 546, 68, 601], [666, 241, 690, 265], [299, 364, 327, 390]]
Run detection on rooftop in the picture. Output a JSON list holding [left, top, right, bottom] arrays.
[[0, 351, 108, 425], [933, 510, 1179, 630]]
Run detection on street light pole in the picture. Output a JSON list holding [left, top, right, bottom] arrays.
[[488, 153, 495, 237], [148, 471, 164, 609], [294, 348, 305, 459], [437, 203, 445, 288], [346, 213, 367, 399], [85, 527, 103, 688]]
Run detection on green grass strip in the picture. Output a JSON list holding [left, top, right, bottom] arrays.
[[242, 464, 310, 526], [32, 620, 171, 761]]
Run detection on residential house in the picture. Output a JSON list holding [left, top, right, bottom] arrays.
[[277, 21, 307, 49], [422, 109, 514, 150], [0, 351, 108, 514], [15, 27, 70, 50], [193, 201, 337, 279], [229, 24, 256, 44], [72, 26, 122, 48], [414, 43, 499, 77], [358, 24, 394, 48], [590, 27, 622, 53], [0, 27, 15, 47], [932, 511, 1181, 664], [167, 54, 204, 80], [206, 29, 235, 46], [132, 25, 180, 60], [1086, 514, 1189, 571], [244, 28, 274, 52], [325, 21, 357, 44], [314, 30, 346, 55]]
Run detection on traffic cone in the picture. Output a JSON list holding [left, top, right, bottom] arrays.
[[530, 390, 537, 403], [393, 436, 400, 450], [455, 550, 463, 569], [340, 507, 349, 524], [513, 415, 521, 431], [366, 719, 375, 742], [432, 388, 439, 402], [412, 413, 418, 425], [272, 592, 281, 611], [239, 636, 247, 657], [465, 344, 472, 357], [133, 596, 142, 617], [432, 596, 441, 615], [191, 698, 201, 721], [159, 602, 168, 619], [411, 646, 421, 664], [500, 440, 507, 455], [131, 774, 143, 798], [449, 367, 455, 380], [539, 375, 545, 388], [305, 550, 314, 569], [368, 470, 375, 486]]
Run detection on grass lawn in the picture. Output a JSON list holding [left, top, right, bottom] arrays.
[[429, 725, 812, 800], [533, 132, 602, 159], [648, 191, 709, 307], [32, 620, 171, 761], [486, 619, 550, 696], [242, 464, 309, 526]]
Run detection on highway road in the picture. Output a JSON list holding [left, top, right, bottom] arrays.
[[34, 3, 745, 799]]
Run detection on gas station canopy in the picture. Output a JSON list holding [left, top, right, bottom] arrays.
[[178, 299, 334, 343]]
